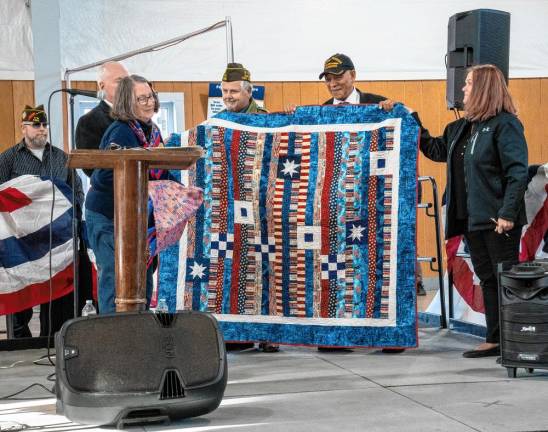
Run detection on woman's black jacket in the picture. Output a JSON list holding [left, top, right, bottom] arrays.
[[419, 111, 528, 238]]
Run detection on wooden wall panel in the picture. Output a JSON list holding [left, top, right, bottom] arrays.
[[11, 81, 35, 146], [2, 77, 547, 277], [0, 82, 15, 153], [300, 82, 319, 106], [542, 79, 548, 163], [510, 79, 543, 164]]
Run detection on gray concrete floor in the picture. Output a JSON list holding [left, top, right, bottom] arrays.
[[1, 326, 548, 431]]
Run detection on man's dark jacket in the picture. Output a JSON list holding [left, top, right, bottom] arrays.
[[75, 100, 114, 176], [323, 88, 385, 105]]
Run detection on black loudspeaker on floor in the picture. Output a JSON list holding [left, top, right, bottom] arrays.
[[55, 311, 227, 428], [499, 260, 548, 378]]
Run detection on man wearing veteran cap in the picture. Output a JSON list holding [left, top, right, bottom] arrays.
[[319, 54, 408, 354], [220, 63, 267, 114], [319, 53, 390, 106], [0, 105, 83, 338], [218, 64, 278, 353]]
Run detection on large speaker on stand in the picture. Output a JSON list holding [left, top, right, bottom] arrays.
[[499, 261, 548, 378], [55, 311, 227, 428], [446, 9, 511, 109]]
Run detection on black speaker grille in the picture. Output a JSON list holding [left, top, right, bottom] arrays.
[[61, 312, 221, 393], [446, 9, 510, 109], [161, 370, 185, 400]]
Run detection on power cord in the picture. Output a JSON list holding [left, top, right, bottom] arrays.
[[0, 383, 54, 400]]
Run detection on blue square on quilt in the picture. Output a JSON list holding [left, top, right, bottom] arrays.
[[346, 220, 368, 245], [369, 150, 393, 176], [297, 225, 321, 250], [234, 200, 254, 224]]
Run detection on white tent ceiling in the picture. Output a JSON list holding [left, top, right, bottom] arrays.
[[2, 0, 548, 81]]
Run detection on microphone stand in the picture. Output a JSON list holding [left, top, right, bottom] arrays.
[[69, 93, 81, 318]]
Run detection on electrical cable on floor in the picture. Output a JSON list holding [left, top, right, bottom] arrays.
[[0, 361, 25, 369], [0, 383, 54, 400], [33, 353, 56, 367]]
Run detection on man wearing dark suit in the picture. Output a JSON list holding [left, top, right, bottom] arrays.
[[319, 54, 407, 354], [75, 61, 129, 176]]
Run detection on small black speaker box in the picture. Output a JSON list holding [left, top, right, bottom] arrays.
[[446, 9, 511, 109], [499, 261, 548, 378], [55, 311, 227, 428]]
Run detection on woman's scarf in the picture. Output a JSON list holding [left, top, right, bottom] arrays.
[[128, 119, 165, 179]]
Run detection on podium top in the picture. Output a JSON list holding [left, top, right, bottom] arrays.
[[67, 147, 203, 170]]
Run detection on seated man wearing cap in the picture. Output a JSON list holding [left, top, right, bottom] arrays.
[[220, 63, 267, 114], [0, 105, 84, 338], [217, 63, 279, 353]]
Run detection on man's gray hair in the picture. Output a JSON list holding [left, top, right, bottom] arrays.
[[111, 74, 158, 122], [241, 80, 253, 93]]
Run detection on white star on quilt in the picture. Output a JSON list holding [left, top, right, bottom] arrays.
[[189, 261, 206, 279], [281, 159, 300, 177], [348, 224, 366, 241]]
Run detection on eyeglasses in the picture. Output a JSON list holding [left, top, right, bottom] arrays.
[[136, 93, 156, 105], [23, 122, 49, 129]]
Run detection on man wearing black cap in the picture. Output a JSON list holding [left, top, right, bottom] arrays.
[[319, 53, 388, 106], [319, 54, 407, 354], [220, 63, 267, 114], [0, 105, 84, 338]]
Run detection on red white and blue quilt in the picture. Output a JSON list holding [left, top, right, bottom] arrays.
[[159, 104, 420, 347]]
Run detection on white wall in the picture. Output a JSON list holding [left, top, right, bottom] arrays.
[[3, 0, 548, 81]]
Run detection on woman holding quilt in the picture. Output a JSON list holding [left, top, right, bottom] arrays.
[[419, 64, 528, 358]]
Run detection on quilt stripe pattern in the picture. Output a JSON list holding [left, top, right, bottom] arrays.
[[160, 104, 420, 347]]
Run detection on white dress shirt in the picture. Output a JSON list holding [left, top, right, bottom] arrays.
[[333, 87, 360, 105]]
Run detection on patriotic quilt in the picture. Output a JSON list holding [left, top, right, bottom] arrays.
[[159, 104, 420, 347], [0, 175, 74, 315]]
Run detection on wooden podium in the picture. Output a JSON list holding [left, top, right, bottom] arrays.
[[68, 147, 203, 312]]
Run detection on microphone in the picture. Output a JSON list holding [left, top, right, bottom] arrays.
[[62, 88, 99, 98]]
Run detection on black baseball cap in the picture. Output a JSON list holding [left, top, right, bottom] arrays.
[[319, 53, 355, 79]]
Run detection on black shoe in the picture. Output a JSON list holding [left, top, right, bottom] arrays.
[[225, 342, 254, 351], [496, 356, 502, 364], [317, 346, 353, 352], [381, 348, 406, 354], [416, 282, 427, 296], [462, 345, 500, 358], [259, 342, 280, 353]]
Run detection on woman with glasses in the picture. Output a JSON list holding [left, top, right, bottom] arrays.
[[85, 75, 168, 314], [419, 64, 528, 358]]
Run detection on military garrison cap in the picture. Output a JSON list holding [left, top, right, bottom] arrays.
[[21, 104, 48, 124], [222, 63, 251, 82]]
